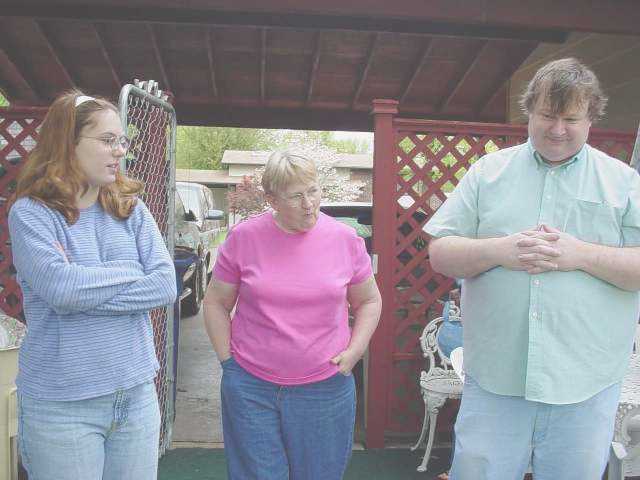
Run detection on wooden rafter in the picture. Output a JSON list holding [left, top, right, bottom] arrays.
[[3, 4, 578, 42], [475, 42, 538, 114], [205, 28, 219, 98], [92, 22, 121, 89], [34, 20, 76, 89], [399, 38, 434, 105], [147, 23, 171, 92], [306, 31, 322, 105], [176, 100, 373, 130], [0, 44, 39, 102], [260, 27, 267, 103], [351, 33, 379, 110], [437, 40, 489, 112]]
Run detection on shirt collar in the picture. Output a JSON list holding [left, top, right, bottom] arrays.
[[527, 139, 587, 170]]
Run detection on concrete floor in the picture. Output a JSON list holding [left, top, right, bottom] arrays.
[[169, 311, 367, 451], [172, 310, 224, 447]]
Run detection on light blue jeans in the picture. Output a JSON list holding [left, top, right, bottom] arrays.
[[221, 356, 356, 480], [18, 381, 160, 480], [450, 375, 621, 480]]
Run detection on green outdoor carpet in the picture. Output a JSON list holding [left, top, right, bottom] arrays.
[[159, 448, 450, 480]]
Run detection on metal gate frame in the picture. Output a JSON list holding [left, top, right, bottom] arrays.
[[119, 80, 177, 455]]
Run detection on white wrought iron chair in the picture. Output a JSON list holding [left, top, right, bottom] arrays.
[[411, 302, 463, 473], [608, 326, 640, 479]]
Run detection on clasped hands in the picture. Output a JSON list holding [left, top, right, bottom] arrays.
[[501, 224, 584, 275]]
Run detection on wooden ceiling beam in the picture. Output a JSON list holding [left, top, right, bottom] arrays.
[[3, 5, 572, 43], [147, 23, 172, 93], [34, 20, 76, 90], [0, 45, 39, 103], [260, 27, 266, 103], [305, 31, 322, 105], [175, 100, 506, 129], [475, 42, 539, 114], [399, 38, 434, 105], [437, 40, 489, 113], [176, 101, 374, 130], [92, 22, 121, 89], [351, 33, 379, 110], [205, 28, 219, 98]]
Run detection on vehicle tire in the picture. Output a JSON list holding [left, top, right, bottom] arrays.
[[182, 259, 206, 317]]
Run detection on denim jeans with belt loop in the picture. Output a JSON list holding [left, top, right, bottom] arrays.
[[221, 356, 356, 480], [18, 381, 160, 480]]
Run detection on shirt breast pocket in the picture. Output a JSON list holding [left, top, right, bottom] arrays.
[[565, 198, 622, 246]]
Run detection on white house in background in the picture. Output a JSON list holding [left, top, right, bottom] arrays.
[[221, 150, 373, 201], [175, 150, 374, 224], [175, 168, 243, 187]]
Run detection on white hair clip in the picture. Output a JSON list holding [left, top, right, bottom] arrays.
[[74, 95, 96, 107]]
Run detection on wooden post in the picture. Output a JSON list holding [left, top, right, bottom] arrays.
[[366, 99, 398, 448]]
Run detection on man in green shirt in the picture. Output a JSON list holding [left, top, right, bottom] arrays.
[[424, 58, 640, 479]]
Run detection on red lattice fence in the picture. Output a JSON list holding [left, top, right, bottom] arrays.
[[367, 99, 637, 447], [0, 107, 47, 320]]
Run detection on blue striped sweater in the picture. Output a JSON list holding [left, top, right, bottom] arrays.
[[8, 197, 177, 401]]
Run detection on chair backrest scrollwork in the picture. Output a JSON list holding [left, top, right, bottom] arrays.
[[418, 302, 461, 377]]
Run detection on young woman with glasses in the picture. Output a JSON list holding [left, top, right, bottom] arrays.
[[8, 91, 177, 479]]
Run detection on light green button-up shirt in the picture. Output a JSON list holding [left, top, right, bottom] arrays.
[[424, 140, 640, 404]]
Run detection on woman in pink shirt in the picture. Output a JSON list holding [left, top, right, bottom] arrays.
[[204, 151, 382, 480]]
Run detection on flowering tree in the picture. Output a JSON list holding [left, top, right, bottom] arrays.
[[228, 133, 365, 220], [227, 175, 268, 219]]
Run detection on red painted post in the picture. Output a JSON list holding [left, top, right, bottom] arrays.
[[366, 99, 398, 448]]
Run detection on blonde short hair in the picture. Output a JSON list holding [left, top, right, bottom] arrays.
[[262, 151, 318, 196]]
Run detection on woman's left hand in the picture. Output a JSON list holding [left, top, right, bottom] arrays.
[[331, 348, 362, 376]]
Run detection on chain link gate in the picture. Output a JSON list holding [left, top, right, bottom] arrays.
[[119, 80, 177, 456]]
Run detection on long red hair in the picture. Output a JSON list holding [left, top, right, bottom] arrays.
[[14, 90, 143, 224]]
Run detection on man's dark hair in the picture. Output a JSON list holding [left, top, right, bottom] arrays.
[[520, 58, 607, 122]]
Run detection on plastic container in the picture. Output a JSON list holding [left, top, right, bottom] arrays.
[[0, 345, 18, 480]]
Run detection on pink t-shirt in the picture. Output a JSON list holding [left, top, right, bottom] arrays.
[[213, 211, 372, 385]]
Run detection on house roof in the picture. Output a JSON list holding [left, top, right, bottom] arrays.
[[221, 150, 373, 169], [175, 168, 244, 185]]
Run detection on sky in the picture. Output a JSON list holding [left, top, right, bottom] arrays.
[[333, 131, 373, 141], [333, 130, 374, 151]]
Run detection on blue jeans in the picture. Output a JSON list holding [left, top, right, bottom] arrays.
[[450, 376, 620, 480], [221, 357, 356, 480], [18, 381, 160, 480]]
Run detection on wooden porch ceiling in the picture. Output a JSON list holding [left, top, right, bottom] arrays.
[[1, 1, 638, 130]]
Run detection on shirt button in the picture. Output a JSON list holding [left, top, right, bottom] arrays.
[[532, 311, 538, 318], [550, 171, 556, 176], [533, 279, 540, 286], [546, 195, 551, 200]]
